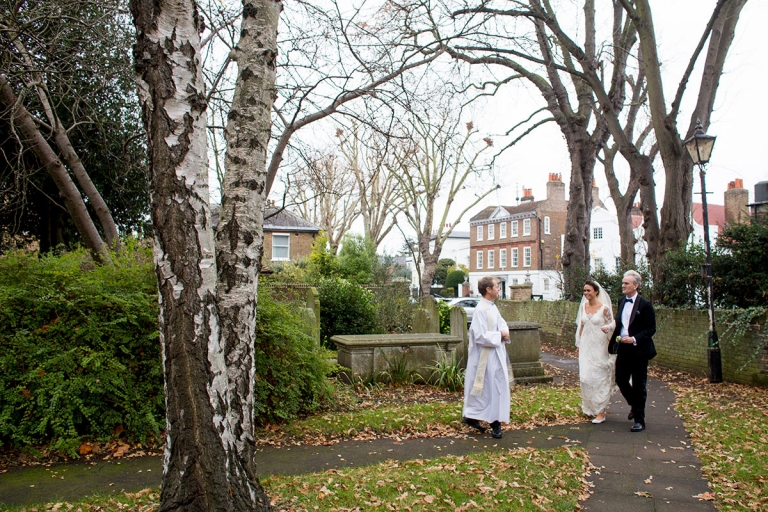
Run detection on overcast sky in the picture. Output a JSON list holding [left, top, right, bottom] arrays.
[[471, 0, 767, 220]]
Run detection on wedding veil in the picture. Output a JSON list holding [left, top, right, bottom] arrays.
[[574, 281, 613, 346]]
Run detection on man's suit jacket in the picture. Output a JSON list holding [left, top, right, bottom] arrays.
[[610, 295, 657, 361]]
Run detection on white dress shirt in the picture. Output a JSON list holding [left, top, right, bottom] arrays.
[[620, 293, 638, 339]]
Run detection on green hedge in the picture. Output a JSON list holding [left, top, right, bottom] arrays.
[[0, 245, 335, 454], [0, 246, 162, 454], [253, 288, 334, 423]]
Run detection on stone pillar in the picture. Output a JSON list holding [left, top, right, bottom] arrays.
[[508, 283, 532, 301], [505, 321, 553, 384], [450, 306, 469, 368], [419, 295, 440, 333], [305, 287, 321, 344]]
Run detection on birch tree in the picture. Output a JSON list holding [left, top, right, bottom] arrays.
[[130, 0, 278, 509]]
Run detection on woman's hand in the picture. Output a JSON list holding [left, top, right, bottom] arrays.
[[600, 326, 611, 333]]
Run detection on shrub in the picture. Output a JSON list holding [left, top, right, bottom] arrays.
[[713, 218, 768, 308], [437, 300, 451, 334], [654, 243, 706, 307], [253, 289, 334, 423], [0, 245, 163, 453], [445, 270, 466, 295], [0, 244, 339, 453], [317, 277, 384, 349], [370, 283, 414, 333]]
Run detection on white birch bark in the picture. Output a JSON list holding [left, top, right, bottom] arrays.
[[130, 0, 264, 509], [214, 0, 281, 508]]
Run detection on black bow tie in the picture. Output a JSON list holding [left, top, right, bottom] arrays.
[[625, 298, 634, 303]]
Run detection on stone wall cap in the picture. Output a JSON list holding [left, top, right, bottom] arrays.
[[506, 321, 541, 330], [331, 333, 463, 347]]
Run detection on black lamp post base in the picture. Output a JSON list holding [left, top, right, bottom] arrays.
[[708, 348, 723, 383]]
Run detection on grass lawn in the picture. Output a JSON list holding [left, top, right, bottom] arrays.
[[265, 446, 589, 511], [5, 362, 768, 511]]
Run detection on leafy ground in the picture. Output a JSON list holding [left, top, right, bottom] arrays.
[[265, 447, 589, 511], [5, 345, 768, 511]]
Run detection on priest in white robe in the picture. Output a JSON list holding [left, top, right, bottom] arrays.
[[462, 276, 510, 439]]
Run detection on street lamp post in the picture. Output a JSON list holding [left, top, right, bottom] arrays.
[[683, 119, 722, 384]]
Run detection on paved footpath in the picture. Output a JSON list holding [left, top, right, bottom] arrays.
[[0, 353, 715, 510]]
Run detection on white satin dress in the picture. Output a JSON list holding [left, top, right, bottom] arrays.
[[576, 304, 618, 416]]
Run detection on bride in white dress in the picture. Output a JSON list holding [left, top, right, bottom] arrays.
[[575, 280, 617, 423]]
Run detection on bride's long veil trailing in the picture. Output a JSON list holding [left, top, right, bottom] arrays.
[[575, 282, 612, 346]]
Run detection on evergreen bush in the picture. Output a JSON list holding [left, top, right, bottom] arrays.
[[0, 245, 163, 454], [369, 283, 414, 333], [0, 245, 339, 453], [317, 277, 385, 349], [253, 289, 335, 423]]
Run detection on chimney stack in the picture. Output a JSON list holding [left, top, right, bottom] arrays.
[[521, 188, 534, 202], [591, 180, 605, 209], [546, 173, 565, 202], [724, 178, 748, 225]]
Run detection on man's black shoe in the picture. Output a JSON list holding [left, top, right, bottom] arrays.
[[630, 422, 645, 432], [628, 411, 634, 420], [490, 421, 502, 439], [462, 417, 487, 434]]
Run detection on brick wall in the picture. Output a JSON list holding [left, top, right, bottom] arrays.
[[262, 231, 317, 266], [496, 300, 768, 387]]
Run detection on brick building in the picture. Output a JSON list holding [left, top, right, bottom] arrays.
[[467, 173, 567, 300], [262, 206, 321, 269]]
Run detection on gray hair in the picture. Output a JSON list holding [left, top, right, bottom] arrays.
[[623, 270, 642, 287]]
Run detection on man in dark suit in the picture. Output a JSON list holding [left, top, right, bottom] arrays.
[[610, 270, 656, 432]]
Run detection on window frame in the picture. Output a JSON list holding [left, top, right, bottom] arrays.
[[544, 216, 550, 234], [477, 225, 484, 241], [511, 220, 518, 237], [524, 246, 531, 267], [499, 222, 507, 238], [488, 249, 495, 269], [511, 247, 519, 267], [593, 227, 603, 240], [500, 248, 507, 268], [271, 232, 291, 261], [523, 218, 531, 236], [476, 250, 483, 269]]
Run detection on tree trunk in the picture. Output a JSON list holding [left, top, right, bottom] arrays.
[[52, 126, 122, 252], [630, 0, 747, 257], [602, 145, 639, 267], [131, 0, 269, 510], [0, 73, 107, 259], [214, 0, 281, 508], [560, 128, 603, 300]]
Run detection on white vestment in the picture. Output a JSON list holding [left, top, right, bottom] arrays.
[[462, 298, 510, 423]]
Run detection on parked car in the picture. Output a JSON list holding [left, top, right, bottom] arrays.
[[429, 291, 449, 302], [447, 297, 478, 323]]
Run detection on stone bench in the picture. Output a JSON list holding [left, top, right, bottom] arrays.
[[332, 333, 463, 383]]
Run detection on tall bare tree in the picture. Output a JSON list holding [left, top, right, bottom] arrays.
[[337, 123, 401, 248], [130, 0, 278, 509], [447, 0, 612, 298], [285, 152, 360, 253], [390, 112, 498, 296], [620, 0, 748, 259]]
